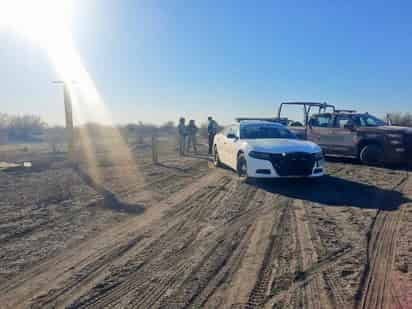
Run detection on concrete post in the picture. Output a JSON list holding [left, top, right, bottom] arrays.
[[64, 84, 75, 162], [152, 134, 158, 164]]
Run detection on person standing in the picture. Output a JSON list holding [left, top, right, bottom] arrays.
[[207, 116, 218, 155], [177, 117, 187, 156], [186, 120, 198, 153]]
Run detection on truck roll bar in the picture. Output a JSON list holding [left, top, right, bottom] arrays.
[[277, 102, 335, 126], [277, 102, 335, 119]]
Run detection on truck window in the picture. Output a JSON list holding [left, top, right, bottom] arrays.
[[334, 115, 352, 128], [353, 114, 385, 127], [309, 115, 332, 127]]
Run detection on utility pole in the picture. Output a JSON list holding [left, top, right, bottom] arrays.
[[53, 81, 75, 162]]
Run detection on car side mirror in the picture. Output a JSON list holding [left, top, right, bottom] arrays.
[[227, 133, 238, 140]]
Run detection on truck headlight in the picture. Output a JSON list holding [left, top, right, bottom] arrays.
[[386, 133, 403, 139], [249, 151, 271, 160], [314, 151, 324, 160]]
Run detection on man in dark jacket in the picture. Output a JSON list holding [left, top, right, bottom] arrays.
[[186, 120, 198, 153], [177, 117, 187, 156], [207, 116, 218, 155]]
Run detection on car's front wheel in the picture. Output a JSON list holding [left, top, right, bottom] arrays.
[[237, 153, 248, 180], [213, 145, 222, 167]]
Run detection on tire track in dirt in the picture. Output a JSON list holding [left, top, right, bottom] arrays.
[[262, 162, 379, 309], [30, 235, 145, 309], [195, 191, 285, 309], [358, 171, 410, 309], [292, 199, 335, 309], [244, 198, 293, 309], [3, 158, 410, 309], [67, 179, 233, 308], [157, 185, 268, 309], [0, 171, 224, 309], [69, 178, 263, 309], [65, 176, 237, 308], [300, 203, 352, 309]]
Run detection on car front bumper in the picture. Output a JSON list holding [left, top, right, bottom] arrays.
[[246, 156, 325, 178]]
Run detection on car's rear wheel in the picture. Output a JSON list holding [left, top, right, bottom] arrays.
[[213, 146, 221, 167], [360, 144, 384, 165], [237, 153, 248, 180]]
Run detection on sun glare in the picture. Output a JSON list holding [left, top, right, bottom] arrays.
[[0, 0, 144, 194], [0, 0, 73, 42], [0, 0, 107, 122]]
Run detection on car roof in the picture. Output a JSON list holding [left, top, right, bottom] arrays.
[[238, 120, 286, 127]]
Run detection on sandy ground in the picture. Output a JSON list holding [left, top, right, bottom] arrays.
[[0, 141, 411, 309]]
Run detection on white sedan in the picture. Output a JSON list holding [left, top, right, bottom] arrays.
[[213, 120, 325, 179]]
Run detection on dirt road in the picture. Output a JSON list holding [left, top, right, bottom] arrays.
[[0, 143, 411, 309]]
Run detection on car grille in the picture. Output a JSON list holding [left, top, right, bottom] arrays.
[[404, 134, 412, 160], [269, 152, 316, 176]]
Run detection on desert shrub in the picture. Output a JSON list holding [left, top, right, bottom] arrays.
[[46, 126, 66, 153], [160, 121, 175, 135], [0, 113, 11, 129]]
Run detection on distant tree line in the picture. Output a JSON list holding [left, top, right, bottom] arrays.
[[387, 112, 412, 127], [0, 112, 224, 148], [0, 113, 48, 143]]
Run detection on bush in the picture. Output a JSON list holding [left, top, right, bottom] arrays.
[[46, 126, 66, 153], [0, 113, 47, 142]]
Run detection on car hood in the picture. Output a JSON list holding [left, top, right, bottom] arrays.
[[358, 126, 412, 134], [244, 139, 321, 154]]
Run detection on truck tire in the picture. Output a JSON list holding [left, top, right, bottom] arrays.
[[360, 144, 384, 165]]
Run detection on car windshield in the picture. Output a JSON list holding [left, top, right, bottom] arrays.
[[240, 124, 296, 139], [353, 114, 385, 127]]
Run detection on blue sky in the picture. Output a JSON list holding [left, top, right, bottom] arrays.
[[1, 0, 412, 125]]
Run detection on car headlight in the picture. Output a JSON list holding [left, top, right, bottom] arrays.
[[314, 151, 324, 160], [249, 151, 271, 160]]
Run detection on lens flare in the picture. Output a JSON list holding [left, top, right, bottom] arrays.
[[0, 0, 145, 205]]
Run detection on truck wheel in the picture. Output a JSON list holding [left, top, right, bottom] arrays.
[[213, 146, 222, 167], [360, 144, 384, 165], [237, 153, 249, 181]]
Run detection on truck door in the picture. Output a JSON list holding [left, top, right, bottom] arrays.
[[307, 114, 333, 153], [329, 115, 358, 156]]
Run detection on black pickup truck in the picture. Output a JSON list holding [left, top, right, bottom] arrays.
[[277, 102, 412, 165]]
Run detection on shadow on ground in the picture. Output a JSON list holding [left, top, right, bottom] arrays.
[[75, 166, 145, 215], [185, 153, 212, 161], [156, 162, 193, 173], [326, 156, 412, 172], [253, 175, 409, 210]]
